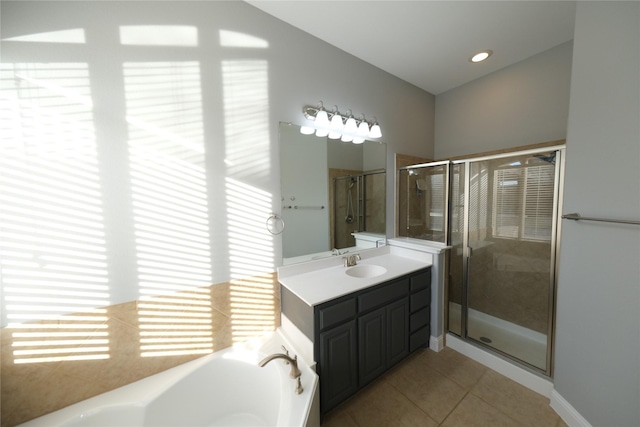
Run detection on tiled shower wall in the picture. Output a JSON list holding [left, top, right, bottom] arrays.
[[0, 275, 281, 427]]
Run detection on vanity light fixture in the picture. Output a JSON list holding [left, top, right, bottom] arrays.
[[341, 133, 354, 143], [329, 106, 343, 130], [300, 125, 314, 135], [357, 116, 370, 137], [469, 49, 493, 63], [302, 101, 383, 143], [368, 119, 382, 139], [314, 102, 331, 128], [315, 127, 330, 137], [344, 112, 358, 134]]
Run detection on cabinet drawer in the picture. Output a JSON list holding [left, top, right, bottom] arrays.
[[410, 269, 431, 292], [410, 288, 430, 312], [318, 298, 356, 331], [358, 278, 409, 313], [410, 309, 429, 333], [409, 326, 430, 352]]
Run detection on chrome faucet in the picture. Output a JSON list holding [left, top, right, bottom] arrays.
[[258, 353, 303, 394], [331, 248, 341, 256], [343, 253, 361, 267]]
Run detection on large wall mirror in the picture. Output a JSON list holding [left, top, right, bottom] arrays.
[[279, 122, 386, 263]]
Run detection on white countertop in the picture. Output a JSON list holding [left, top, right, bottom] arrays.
[[277, 246, 432, 306]]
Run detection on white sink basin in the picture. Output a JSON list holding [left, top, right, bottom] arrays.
[[345, 264, 387, 278]]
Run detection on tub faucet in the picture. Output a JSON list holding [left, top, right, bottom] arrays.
[[259, 353, 300, 378], [259, 353, 303, 394]]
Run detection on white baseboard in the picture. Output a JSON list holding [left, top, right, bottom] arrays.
[[446, 333, 553, 397], [430, 335, 444, 352], [550, 389, 592, 427]]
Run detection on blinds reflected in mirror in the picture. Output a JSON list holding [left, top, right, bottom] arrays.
[[0, 62, 111, 363]]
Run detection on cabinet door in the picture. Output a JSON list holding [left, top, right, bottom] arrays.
[[387, 298, 409, 367], [358, 306, 386, 387], [319, 320, 358, 413]]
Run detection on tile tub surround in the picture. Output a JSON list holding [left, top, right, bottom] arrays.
[[0, 275, 281, 427]]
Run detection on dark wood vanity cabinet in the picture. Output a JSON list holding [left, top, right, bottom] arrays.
[[311, 267, 431, 415], [358, 285, 409, 387], [319, 319, 358, 411]]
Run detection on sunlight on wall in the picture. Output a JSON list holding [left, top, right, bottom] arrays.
[[225, 178, 276, 343], [123, 61, 214, 357], [2, 29, 86, 44], [0, 62, 110, 363], [120, 25, 198, 47], [222, 59, 270, 180], [221, 35, 276, 341], [219, 30, 269, 48], [0, 23, 277, 369], [137, 288, 213, 357]]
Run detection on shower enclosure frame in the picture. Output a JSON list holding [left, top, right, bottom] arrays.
[[396, 144, 566, 377], [450, 145, 565, 377]]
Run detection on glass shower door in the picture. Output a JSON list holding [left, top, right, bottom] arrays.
[[465, 151, 559, 371]]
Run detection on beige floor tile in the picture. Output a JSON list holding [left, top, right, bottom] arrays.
[[415, 347, 487, 391], [321, 404, 359, 427], [471, 369, 560, 427], [345, 378, 439, 427], [385, 354, 467, 423], [442, 393, 526, 427]]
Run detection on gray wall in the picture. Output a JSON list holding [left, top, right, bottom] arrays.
[[0, 0, 434, 319], [554, 3, 640, 426], [435, 41, 573, 159], [434, 3, 639, 426]]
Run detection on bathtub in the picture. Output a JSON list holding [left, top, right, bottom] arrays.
[[19, 330, 319, 427]]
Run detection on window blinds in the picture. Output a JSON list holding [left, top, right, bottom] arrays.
[[493, 163, 555, 241]]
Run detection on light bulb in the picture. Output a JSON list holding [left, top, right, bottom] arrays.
[[328, 131, 341, 139], [315, 109, 330, 128], [368, 123, 382, 139], [344, 116, 358, 134], [315, 128, 329, 137], [353, 136, 365, 144], [357, 120, 369, 137], [330, 112, 343, 130], [300, 126, 314, 135], [341, 134, 353, 142]]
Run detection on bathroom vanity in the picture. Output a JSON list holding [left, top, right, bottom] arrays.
[[278, 246, 432, 415]]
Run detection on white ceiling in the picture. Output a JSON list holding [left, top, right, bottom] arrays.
[[245, 1, 576, 95]]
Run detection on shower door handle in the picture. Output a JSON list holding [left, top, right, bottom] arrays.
[[467, 246, 473, 257]]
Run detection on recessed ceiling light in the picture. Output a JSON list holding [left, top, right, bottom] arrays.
[[469, 50, 493, 63]]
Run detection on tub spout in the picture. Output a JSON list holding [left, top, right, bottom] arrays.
[[258, 353, 301, 379]]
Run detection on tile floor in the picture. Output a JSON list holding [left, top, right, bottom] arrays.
[[321, 347, 567, 427]]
